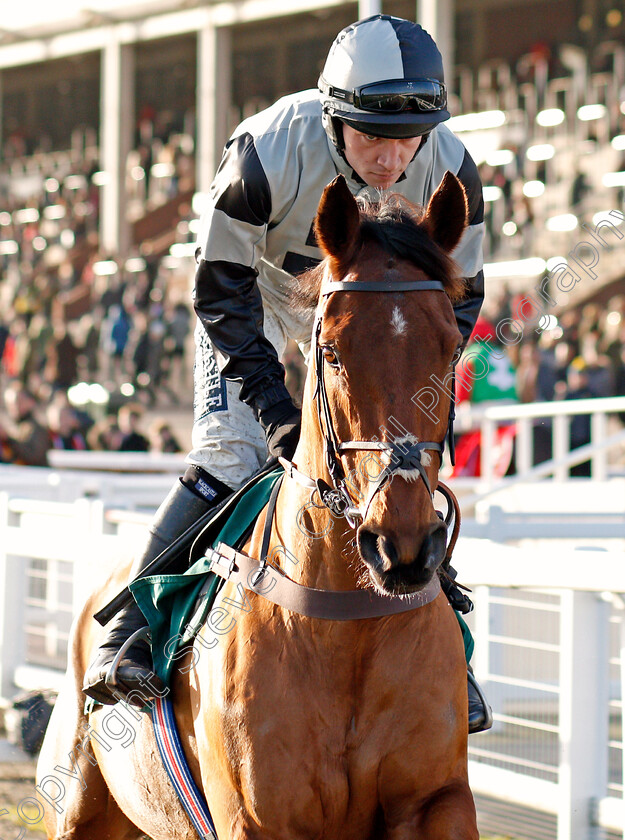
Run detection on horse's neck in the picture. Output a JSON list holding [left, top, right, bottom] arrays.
[[264, 415, 360, 592], [271, 478, 359, 591]]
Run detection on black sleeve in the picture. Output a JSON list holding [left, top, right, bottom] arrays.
[[194, 258, 290, 412], [193, 132, 291, 414], [453, 269, 485, 348], [453, 148, 485, 348]]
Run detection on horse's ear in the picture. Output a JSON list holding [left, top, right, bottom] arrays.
[[314, 175, 360, 275], [422, 171, 468, 254]]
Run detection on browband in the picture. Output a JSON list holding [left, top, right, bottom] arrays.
[[321, 279, 445, 295]]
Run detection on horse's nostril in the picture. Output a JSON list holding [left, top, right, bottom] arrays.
[[357, 529, 392, 572], [358, 529, 379, 570], [377, 535, 398, 569], [419, 522, 447, 573]]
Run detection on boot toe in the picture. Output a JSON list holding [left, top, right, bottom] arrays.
[[83, 649, 119, 704], [109, 661, 166, 706], [83, 645, 164, 706], [468, 671, 493, 734]]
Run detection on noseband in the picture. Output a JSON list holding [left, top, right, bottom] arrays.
[[282, 277, 454, 529]]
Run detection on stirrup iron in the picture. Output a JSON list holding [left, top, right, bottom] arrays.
[[104, 626, 152, 692]]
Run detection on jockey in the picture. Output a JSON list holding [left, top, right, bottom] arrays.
[[84, 14, 491, 732]]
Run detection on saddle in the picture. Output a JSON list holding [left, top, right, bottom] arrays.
[[130, 465, 284, 687]]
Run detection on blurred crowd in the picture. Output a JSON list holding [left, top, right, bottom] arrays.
[[0, 378, 183, 467], [0, 255, 192, 465], [458, 288, 625, 406], [0, 108, 197, 466], [0, 77, 624, 473], [451, 288, 625, 476]]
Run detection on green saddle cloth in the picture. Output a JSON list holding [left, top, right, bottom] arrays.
[[130, 468, 283, 687], [131, 467, 474, 688]]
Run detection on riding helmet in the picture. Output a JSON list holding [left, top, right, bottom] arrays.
[[319, 15, 450, 147]]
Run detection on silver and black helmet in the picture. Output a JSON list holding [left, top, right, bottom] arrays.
[[319, 15, 450, 146]]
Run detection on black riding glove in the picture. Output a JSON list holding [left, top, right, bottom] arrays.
[[257, 398, 302, 461]]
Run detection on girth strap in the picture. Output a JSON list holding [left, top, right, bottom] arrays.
[[207, 542, 441, 621]]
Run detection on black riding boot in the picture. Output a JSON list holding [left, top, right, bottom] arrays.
[[468, 667, 493, 733], [440, 563, 493, 734], [83, 469, 232, 706]]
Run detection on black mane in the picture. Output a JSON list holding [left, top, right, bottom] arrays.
[[293, 192, 465, 311]]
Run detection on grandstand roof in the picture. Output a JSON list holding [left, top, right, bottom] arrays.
[[0, 0, 351, 44], [0, 0, 181, 38], [0, 0, 352, 67]]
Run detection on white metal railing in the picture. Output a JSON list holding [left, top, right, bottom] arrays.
[[0, 463, 179, 508], [453, 396, 625, 493], [457, 538, 625, 840], [1, 488, 625, 840], [46, 450, 186, 473]]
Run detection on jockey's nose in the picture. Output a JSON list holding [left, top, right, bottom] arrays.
[[377, 140, 402, 171]]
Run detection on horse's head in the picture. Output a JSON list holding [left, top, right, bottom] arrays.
[[295, 173, 467, 596]]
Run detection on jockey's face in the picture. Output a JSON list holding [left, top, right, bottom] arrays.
[[342, 125, 423, 190]]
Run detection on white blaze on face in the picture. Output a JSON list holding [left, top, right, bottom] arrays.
[[390, 305, 408, 337]]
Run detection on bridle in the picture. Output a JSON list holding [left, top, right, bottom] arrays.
[[208, 274, 463, 622], [281, 276, 457, 531]]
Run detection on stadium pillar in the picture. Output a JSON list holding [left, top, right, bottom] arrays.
[[197, 23, 231, 194], [100, 37, 134, 257], [358, 0, 381, 15], [417, 0, 454, 87]]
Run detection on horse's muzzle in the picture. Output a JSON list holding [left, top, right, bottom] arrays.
[[357, 520, 447, 595]]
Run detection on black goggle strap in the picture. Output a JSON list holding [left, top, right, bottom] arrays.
[[319, 77, 446, 113]]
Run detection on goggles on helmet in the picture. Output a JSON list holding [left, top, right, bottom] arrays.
[[320, 77, 447, 114]]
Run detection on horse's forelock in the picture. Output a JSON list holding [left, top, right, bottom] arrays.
[[359, 194, 466, 303], [292, 192, 466, 312], [290, 260, 326, 312]]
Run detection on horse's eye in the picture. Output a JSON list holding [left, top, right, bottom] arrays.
[[451, 346, 462, 366], [322, 346, 341, 369]]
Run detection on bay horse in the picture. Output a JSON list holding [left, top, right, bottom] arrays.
[[37, 171, 478, 839]]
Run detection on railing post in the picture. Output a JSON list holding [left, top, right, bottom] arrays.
[[516, 416, 532, 476], [619, 598, 625, 840], [71, 498, 105, 615], [471, 584, 503, 729], [0, 493, 27, 701], [553, 414, 570, 481], [558, 589, 609, 840], [591, 412, 608, 481], [481, 416, 496, 487], [471, 585, 491, 676]]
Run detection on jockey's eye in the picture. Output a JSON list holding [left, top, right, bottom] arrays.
[[322, 345, 341, 370]]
